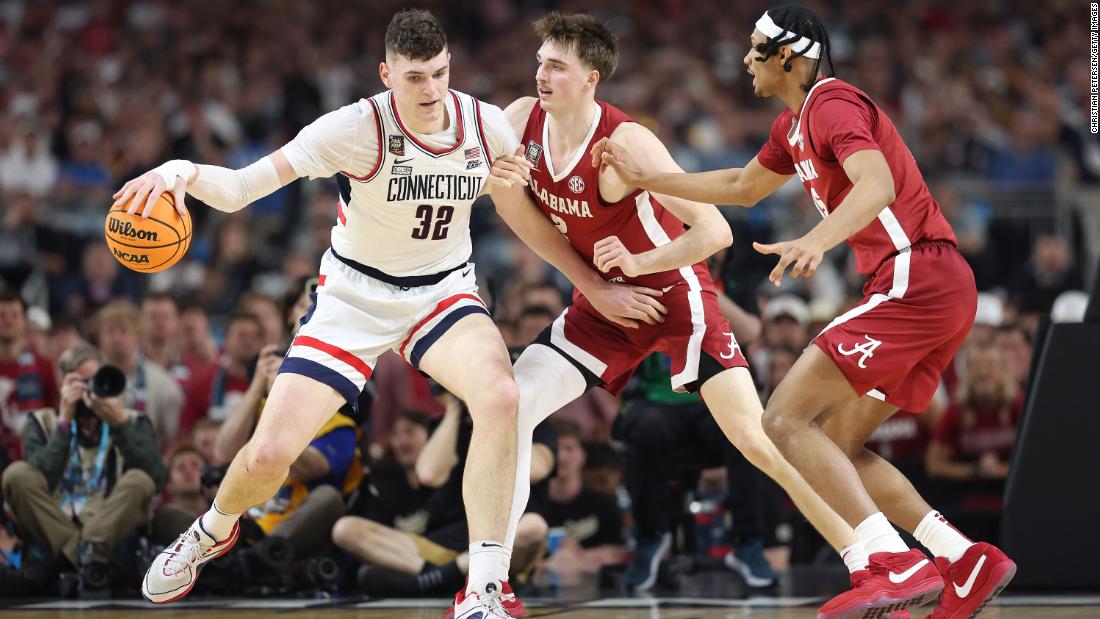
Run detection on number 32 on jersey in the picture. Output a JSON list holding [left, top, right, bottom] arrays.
[[411, 204, 454, 240]]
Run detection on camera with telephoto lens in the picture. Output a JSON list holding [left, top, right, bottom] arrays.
[[75, 365, 127, 419]]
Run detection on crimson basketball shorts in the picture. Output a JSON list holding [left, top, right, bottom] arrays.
[[279, 248, 489, 410], [813, 240, 976, 412], [533, 269, 749, 396]]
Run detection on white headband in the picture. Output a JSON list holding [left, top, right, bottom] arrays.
[[756, 11, 821, 60]]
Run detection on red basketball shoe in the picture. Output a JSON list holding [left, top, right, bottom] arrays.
[[928, 542, 1016, 618], [817, 549, 944, 619]]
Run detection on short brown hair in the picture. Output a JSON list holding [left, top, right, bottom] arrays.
[[385, 9, 447, 61], [533, 12, 619, 81], [93, 300, 143, 337]]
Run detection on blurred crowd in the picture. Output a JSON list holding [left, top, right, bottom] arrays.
[[0, 0, 1097, 600]]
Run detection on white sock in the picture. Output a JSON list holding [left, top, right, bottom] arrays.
[[913, 510, 974, 563], [504, 346, 588, 555], [467, 541, 509, 595], [841, 541, 870, 574], [199, 501, 241, 541], [855, 512, 909, 555], [499, 547, 513, 581]]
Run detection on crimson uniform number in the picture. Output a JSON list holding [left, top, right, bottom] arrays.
[[411, 204, 454, 240]]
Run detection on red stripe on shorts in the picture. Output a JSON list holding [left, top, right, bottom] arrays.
[[292, 335, 372, 381], [398, 293, 484, 358]]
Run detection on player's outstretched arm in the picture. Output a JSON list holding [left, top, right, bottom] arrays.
[[488, 163, 667, 330], [754, 149, 896, 286], [592, 137, 790, 207], [591, 123, 732, 277], [112, 104, 362, 218], [110, 152, 294, 219]]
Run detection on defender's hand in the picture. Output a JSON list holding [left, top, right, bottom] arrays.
[[585, 281, 667, 329], [590, 137, 646, 187], [485, 147, 533, 194], [593, 236, 643, 278], [753, 237, 825, 286]]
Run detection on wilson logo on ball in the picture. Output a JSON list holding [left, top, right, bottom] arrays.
[[108, 218, 160, 242], [111, 247, 150, 265]]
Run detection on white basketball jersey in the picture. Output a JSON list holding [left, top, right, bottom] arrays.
[[326, 90, 498, 277]]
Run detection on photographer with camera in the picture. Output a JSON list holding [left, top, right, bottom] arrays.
[[0, 342, 166, 591]]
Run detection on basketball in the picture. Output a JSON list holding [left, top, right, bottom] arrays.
[[104, 193, 191, 273]]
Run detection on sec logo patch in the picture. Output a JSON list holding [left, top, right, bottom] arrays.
[[568, 175, 585, 194]]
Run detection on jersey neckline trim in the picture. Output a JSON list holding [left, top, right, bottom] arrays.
[[388, 90, 466, 157], [341, 97, 386, 182], [787, 77, 837, 147], [542, 102, 603, 183]]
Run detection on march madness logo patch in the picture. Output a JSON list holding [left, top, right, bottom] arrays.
[[388, 135, 405, 156], [568, 175, 585, 194], [524, 141, 542, 168]]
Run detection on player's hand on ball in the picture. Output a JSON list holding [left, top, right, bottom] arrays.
[[111, 160, 196, 217], [590, 137, 645, 187], [587, 281, 667, 329], [753, 236, 825, 286], [485, 147, 533, 193], [593, 235, 643, 278]]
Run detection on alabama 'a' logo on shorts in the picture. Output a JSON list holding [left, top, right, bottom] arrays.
[[838, 335, 881, 369]]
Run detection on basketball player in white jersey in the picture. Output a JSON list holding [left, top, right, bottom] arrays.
[[111, 10, 661, 617]]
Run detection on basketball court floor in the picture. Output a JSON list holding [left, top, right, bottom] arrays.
[[2, 567, 1097, 619], [1, 599, 1098, 618]]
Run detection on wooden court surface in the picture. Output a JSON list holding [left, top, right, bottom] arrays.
[[0, 608, 1096, 618]]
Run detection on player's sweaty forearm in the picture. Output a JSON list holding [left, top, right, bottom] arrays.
[[493, 183, 606, 296], [636, 167, 748, 205]]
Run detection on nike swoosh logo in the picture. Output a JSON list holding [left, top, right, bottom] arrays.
[[661, 285, 675, 293], [394, 158, 414, 165], [480, 542, 502, 548], [953, 554, 987, 598], [888, 558, 930, 584], [461, 268, 473, 278]]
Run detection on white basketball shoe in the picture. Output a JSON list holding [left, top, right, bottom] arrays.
[[141, 518, 240, 604], [452, 580, 515, 618]]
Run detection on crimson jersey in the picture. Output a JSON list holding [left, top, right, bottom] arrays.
[[521, 100, 708, 290], [756, 78, 956, 275]]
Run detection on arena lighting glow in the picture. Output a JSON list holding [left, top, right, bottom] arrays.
[[756, 11, 822, 59]]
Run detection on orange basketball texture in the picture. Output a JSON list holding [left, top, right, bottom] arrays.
[[104, 193, 192, 273]]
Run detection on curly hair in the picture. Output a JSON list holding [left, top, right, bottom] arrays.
[[753, 4, 836, 92], [385, 9, 448, 61], [533, 12, 619, 81]]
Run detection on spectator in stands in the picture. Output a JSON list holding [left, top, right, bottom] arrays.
[[212, 342, 359, 561], [92, 301, 183, 447], [52, 245, 141, 319], [191, 418, 223, 465], [181, 312, 263, 430], [0, 193, 39, 292], [0, 342, 165, 582], [350, 410, 434, 536], [141, 293, 191, 384], [242, 292, 287, 348], [542, 421, 625, 574], [1011, 234, 1084, 318], [333, 394, 552, 596], [178, 299, 220, 367], [995, 323, 1033, 390], [163, 446, 209, 518], [927, 344, 1022, 482], [0, 290, 58, 468]]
